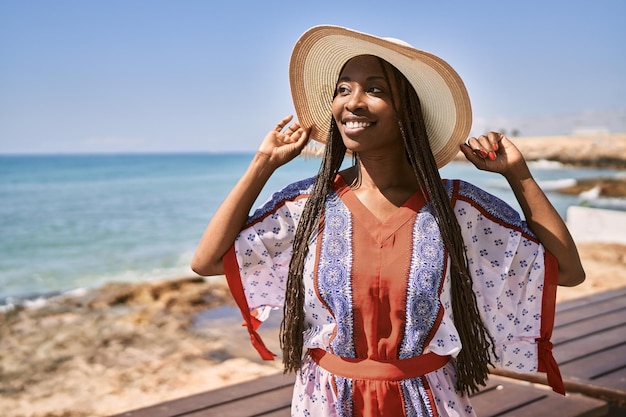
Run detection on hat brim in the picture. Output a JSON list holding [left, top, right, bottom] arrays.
[[289, 25, 472, 168]]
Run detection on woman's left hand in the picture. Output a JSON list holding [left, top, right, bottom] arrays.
[[460, 131, 526, 177]]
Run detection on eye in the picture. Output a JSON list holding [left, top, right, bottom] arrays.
[[367, 84, 389, 97], [336, 84, 351, 95]]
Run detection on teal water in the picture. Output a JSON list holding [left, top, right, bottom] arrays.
[[0, 153, 622, 303]]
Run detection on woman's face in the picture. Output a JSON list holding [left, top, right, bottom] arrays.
[[331, 55, 404, 155]]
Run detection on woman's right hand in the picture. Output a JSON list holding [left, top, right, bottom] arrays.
[[191, 115, 310, 276], [257, 115, 310, 169]]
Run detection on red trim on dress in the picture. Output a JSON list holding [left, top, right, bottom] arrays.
[[223, 245, 276, 360], [537, 250, 565, 394], [309, 348, 450, 381]]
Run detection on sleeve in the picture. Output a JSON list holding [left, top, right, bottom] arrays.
[[452, 180, 564, 394], [222, 178, 313, 360]]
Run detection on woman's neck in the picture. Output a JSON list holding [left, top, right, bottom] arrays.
[[347, 153, 419, 192]]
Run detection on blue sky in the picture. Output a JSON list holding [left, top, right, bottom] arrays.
[[1, 0, 625, 154]]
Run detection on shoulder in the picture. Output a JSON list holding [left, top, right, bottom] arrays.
[[444, 179, 527, 230], [248, 176, 316, 223]]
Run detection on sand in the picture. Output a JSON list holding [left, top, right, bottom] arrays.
[[1, 133, 625, 417]]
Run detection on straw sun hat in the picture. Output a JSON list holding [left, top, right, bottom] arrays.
[[289, 25, 472, 168]]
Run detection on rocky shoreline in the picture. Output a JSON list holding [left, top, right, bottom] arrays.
[[512, 133, 626, 170], [1, 133, 626, 417], [455, 132, 626, 170], [0, 277, 282, 417]]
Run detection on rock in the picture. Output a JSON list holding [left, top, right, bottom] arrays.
[[558, 177, 626, 198]]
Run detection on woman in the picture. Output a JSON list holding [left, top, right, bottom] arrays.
[[192, 26, 584, 417]]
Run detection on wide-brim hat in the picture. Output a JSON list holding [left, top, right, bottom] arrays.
[[289, 25, 472, 168]]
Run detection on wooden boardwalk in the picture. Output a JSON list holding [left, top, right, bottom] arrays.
[[112, 288, 626, 417], [111, 372, 608, 417]]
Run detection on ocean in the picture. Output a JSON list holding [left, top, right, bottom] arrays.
[[0, 153, 623, 305]]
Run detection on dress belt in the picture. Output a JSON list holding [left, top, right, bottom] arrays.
[[308, 348, 451, 381]]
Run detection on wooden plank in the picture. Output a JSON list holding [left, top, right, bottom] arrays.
[[184, 383, 293, 417], [491, 367, 625, 408], [552, 309, 625, 345], [554, 326, 626, 365], [256, 409, 290, 417], [497, 390, 608, 417], [470, 380, 544, 416], [556, 288, 626, 314], [554, 294, 626, 328], [470, 376, 607, 417], [186, 373, 293, 410], [593, 368, 626, 396], [110, 373, 294, 417], [560, 344, 626, 381]]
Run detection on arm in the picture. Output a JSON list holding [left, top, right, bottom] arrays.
[[191, 116, 310, 276], [460, 132, 585, 287]]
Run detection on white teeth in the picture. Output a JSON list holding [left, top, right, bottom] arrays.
[[345, 121, 371, 129]]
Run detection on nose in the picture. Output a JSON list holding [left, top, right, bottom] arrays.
[[346, 88, 366, 112]]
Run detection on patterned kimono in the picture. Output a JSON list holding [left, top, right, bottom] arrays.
[[223, 174, 563, 417]]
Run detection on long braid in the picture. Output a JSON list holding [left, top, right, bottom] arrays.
[[281, 56, 496, 395], [380, 58, 496, 394], [280, 119, 346, 373]]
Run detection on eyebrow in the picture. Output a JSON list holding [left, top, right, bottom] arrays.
[[337, 75, 387, 83]]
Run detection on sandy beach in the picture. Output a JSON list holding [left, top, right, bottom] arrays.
[[1, 133, 625, 417]]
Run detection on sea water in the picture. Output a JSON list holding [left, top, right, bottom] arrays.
[[0, 153, 622, 304]]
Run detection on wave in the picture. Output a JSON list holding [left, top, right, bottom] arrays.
[[485, 177, 578, 192], [527, 159, 567, 170], [537, 178, 578, 191]]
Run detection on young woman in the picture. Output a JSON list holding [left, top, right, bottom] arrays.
[[192, 26, 584, 417]]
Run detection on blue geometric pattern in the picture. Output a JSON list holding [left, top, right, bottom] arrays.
[[400, 377, 436, 417], [334, 376, 354, 417], [248, 176, 316, 223], [399, 205, 445, 359], [316, 189, 355, 358], [455, 180, 533, 235]]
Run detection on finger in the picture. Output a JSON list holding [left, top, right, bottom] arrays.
[[460, 143, 486, 166], [294, 128, 311, 149], [284, 128, 301, 143], [274, 115, 294, 132], [284, 122, 302, 136], [464, 137, 489, 159], [487, 131, 503, 151], [475, 134, 498, 160]]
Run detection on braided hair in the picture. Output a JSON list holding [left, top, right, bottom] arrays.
[[280, 56, 496, 395]]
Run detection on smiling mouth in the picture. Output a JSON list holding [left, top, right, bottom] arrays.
[[344, 121, 373, 129]]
